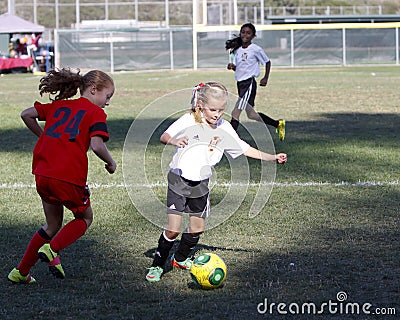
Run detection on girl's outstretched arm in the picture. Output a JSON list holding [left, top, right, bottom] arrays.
[[244, 146, 287, 164]]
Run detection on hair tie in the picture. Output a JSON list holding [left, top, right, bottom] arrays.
[[191, 83, 205, 110]]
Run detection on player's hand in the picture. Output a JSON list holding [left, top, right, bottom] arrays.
[[276, 153, 287, 164], [259, 77, 268, 87], [105, 160, 117, 174], [227, 63, 236, 71], [174, 136, 188, 148]]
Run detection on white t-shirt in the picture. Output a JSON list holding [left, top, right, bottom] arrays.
[[165, 113, 250, 181], [234, 43, 270, 82]]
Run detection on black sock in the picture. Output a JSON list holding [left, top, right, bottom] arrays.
[[152, 232, 175, 267], [258, 112, 279, 128], [38, 227, 52, 240], [230, 119, 239, 131], [174, 233, 200, 262]]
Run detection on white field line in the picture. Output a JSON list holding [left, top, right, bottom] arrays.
[[1, 181, 399, 189]]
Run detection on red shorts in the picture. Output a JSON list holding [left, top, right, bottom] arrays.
[[35, 175, 91, 215]]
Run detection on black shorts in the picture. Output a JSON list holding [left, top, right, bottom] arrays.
[[167, 171, 210, 218], [235, 77, 257, 110]]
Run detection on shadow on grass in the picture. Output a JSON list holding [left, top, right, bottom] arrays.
[[1, 186, 399, 319]]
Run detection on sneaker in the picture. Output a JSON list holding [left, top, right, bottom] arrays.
[[7, 268, 36, 284], [276, 119, 286, 141], [145, 266, 163, 282], [38, 243, 65, 279], [170, 255, 192, 270]]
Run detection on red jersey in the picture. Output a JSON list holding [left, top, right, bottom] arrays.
[[32, 97, 109, 186]]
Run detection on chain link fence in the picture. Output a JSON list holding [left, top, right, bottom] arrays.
[[55, 23, 400, 71]]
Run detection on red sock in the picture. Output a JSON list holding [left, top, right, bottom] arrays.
[[50, 219, 87, 252], [17, 230, 49, 275]]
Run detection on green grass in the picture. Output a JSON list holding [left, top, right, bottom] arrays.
[[0, 67, 399, 319]]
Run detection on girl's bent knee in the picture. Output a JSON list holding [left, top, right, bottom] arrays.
[[165, 230, 180, 240]]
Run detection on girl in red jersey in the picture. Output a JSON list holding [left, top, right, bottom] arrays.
[[8, 68, 116, 284]]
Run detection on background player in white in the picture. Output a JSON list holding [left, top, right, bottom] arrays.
[[226, 23, 286, 141], [146, 82, 287, 282]]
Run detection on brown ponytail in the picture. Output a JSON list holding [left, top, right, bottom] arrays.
[[39, 68, 113, 101]]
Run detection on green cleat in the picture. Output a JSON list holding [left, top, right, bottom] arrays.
[[276, 119, 286, 141], [146, 266, 163, 282], [8, 268, 36, 284], [38, 243, 65, 279], [171, 255, 192, 270]]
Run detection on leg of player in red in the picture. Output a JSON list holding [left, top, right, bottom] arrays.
[[7, 200, 65, 284], [8, 200, 91, 283], [7, 228, 52, 284], [37, 201, 91, 279]]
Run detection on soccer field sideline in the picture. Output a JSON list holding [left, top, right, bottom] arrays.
[[1, 180, 399, 189]]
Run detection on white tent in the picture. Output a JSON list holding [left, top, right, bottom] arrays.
[[0, 13, 45, 34]]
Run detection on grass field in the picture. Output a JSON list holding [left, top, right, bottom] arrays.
[[0, 67, 399, 319]]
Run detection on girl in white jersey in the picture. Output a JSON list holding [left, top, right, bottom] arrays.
[[226, 23, 286, 141], [145, 82, 287, 282]]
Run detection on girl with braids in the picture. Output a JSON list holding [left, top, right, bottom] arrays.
[[145, 82, 287, 282], [8, 68, 116, 284], [226, 23, 286, 141]]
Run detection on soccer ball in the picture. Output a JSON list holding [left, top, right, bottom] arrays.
[[190, 253, 227, 289]]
